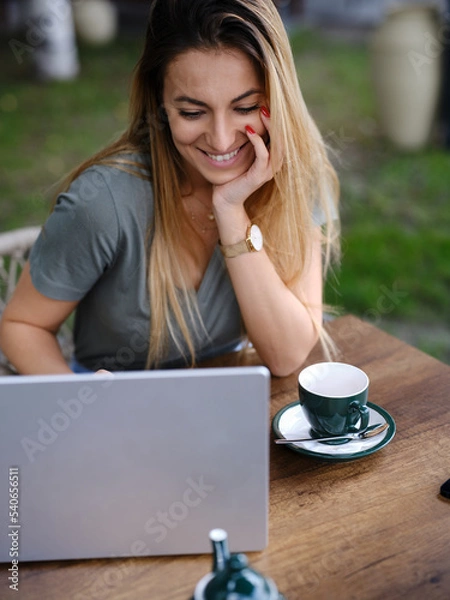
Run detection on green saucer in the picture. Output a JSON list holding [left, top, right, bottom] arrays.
[[272, 401, 396, 462]]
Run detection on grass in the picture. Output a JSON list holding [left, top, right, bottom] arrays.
[[289, 29, 450, 361], [0, 27, 449, 362], [0, 36, 139, 229]]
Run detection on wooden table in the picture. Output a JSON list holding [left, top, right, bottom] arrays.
[[13, 316, 450, 599]]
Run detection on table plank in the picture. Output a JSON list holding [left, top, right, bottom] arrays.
[[13, 316, 450, 599], [265, 316, 450, 599]]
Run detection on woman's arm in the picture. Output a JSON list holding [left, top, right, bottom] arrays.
[[0, 263, 78, 374], [213, 112, 324, 377], [218, 217, 322, 377]]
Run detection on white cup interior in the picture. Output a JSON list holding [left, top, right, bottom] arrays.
[[299, 362, 369, 397]]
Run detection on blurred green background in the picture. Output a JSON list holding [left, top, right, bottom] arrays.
[[0, 19, 449, 363]]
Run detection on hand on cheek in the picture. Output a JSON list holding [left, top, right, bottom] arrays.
[[212, 106, 276, 209], [244, 105, 272, 162], [245, 106, 270, 141]]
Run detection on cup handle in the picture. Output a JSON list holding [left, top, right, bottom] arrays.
[[347, 401, 370, 433]]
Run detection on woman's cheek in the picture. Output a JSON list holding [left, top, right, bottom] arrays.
[[248, 113, 267, 138], [168, 118, 200, 145]]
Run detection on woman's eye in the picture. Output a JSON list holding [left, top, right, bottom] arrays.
[[179, 111, 203, 120], [178, 105, 260, 119], [236, 104, 260, 115]]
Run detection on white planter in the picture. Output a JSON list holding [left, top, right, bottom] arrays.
[[73, 0, 118, 46], [369, 4, 442, 150], [27, 0, 79, 80]]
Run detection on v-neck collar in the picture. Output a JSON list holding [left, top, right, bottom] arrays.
[[195, 245, 223, 301]]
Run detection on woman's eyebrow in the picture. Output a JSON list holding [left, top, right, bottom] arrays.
[[231, 89, 264, 103], [174, 95, 207, 107], [173, 88, 263, 106]]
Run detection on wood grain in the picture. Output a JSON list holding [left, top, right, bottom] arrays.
[[12, 316, 450, 599]]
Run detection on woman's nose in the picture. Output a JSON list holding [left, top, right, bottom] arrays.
[[206, 115, 238, 153]]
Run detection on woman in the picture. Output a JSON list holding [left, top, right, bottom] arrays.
[[0, 0, 339, 376]]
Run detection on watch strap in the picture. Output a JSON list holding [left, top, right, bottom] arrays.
[[219, 224, 254, 258], [220, 238, 250, 258]]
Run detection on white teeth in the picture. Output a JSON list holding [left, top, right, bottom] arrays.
[[206, 148, 239, 162]]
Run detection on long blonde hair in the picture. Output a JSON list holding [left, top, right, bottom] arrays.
[[57, 0, 340, 367]]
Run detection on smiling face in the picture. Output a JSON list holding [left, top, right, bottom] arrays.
[[163, 48, 267, 188]]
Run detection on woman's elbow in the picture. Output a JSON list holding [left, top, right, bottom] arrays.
[[268, 355, 305, 378], [0, 313, 8, 352], [268, 362, 297, 378], [266, 329, 321, 377]]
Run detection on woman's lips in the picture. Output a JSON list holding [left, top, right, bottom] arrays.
[[199, 142, 250, 167]]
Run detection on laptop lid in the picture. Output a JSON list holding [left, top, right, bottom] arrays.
[[0, 366, 270, 562]]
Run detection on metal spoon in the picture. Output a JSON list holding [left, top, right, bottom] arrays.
[[274, 422, 389, 444]]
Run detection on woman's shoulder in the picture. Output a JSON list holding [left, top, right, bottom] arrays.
[[66, 151, 154, 215], [95, 151, 152, 180], [74, 151, 152, 192], [48, 152, 154, 246]]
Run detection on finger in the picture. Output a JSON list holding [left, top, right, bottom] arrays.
[[259, 106, 271, 136], [94, 368, 113, 376], [259, 107, 284, 174], [245, 126, 271, 177], [245, 125, 282, 182]]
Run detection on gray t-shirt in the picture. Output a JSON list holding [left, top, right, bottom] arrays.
[[29, 156, 242, 371]]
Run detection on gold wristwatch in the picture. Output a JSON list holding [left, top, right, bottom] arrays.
[[219, 224, 263, 258]]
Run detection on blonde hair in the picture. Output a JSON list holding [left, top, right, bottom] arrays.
[[57, 0, 340, 367]]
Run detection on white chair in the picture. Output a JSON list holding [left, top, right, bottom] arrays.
[[0, 227, 73, 375]]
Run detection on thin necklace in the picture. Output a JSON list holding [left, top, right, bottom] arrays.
[[189, 208, 218, 233], [190, 193, 215, 222], [182, 192, 217, 233]]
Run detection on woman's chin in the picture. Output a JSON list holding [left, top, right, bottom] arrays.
[[198, 159, 255, 187]]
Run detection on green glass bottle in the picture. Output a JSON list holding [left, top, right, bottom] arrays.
[[191, 529, 287, 600]]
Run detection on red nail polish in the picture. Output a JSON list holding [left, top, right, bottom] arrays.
[[245, 125, 256, 135], [261, 106, 270, 118]]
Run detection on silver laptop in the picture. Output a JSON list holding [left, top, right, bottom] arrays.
[[0, 366, 270, 562]]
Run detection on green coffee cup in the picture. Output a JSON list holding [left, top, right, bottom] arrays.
[[298, 362, 370, 438]]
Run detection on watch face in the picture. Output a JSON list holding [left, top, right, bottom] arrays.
[[250, 224, 263, 251]]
